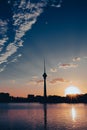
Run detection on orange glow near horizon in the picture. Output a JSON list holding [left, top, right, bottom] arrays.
[[65, 86, 81, 96], [0, 81, 86, 97]]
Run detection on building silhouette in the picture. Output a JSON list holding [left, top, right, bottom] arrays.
[[43, 60, 47, 100], [0, 93, 10, 102]]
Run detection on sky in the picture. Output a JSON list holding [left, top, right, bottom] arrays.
[[0, 0, 87, 97]]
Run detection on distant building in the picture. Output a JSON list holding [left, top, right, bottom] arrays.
[[27, 94, 35, 102], [28, 94, 34, 99], [0, 93, 10, 102]]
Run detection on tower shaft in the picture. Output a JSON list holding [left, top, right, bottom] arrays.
[[43, 60, 47, 99], [44, 76, 47, 98]]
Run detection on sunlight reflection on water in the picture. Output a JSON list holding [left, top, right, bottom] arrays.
[[71, 107, 76, 121], [0, 103, 87, 130]]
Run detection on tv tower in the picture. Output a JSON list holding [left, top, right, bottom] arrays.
[[43, 60, 47, 99]]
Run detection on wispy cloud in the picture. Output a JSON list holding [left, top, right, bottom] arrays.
[[26, 79, 43, 86], [26, 76, 69, 86], [0, 37, 8, 46], [73, 57, 81, 62], [0, 0, 47, 70], [10, 54, 22, 63], [51, 0, 62, 8], [36, 80, 43, 84], [50, 68, 57, 72], [50, 78, 70, 84], [13, 0, 47, 47], [59, 63, 78, 69], [26, 81, 37, 86], [32, 76, 38, 79], [0, 0, 63, 72], [0, 43, 17, 65], [0, 65, 6, 73], [0, 19, 8, 35], [0, 19, 8, 53]]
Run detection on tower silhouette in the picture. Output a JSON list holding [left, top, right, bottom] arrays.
[[43, 60, 47, 99]]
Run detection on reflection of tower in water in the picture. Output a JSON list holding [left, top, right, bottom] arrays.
[[43, 104, 47, 130]]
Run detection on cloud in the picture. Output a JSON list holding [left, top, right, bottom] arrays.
[[51, 0, 62, 8], [0, 43, 17, 65], [0, 37, 8, 46], [0, 19, 8, 35], [0, 1, 46, 69], [50, 68, 57, 72], [0, 65, 6, 73], [13, 0, 46, 45], [0, 0, 63, 72], [18, 54, 22, 57], [0, 19, 8, 53], [10, 54, 22, 63], [59, 63, 78, 69], [0, 19, 9, 65], [26, 81, 37, 86], [36, 80, 43, 84], [50, 78, 70, 84], [32, 76, 38, 79], [73, 57, 81, 62], [26, 79, 43, 86]]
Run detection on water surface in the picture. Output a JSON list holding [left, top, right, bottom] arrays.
[[0, 103, 87, 130]]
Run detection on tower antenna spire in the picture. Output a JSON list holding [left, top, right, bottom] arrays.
[[44, 59, 46, 73]]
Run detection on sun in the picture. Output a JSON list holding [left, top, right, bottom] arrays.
[[65, 86, 81, 96]]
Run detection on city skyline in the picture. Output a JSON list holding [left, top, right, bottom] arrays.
[[0, 0, 87, 97]]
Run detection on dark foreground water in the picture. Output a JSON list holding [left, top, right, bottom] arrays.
[[0, 103, 87, 130]]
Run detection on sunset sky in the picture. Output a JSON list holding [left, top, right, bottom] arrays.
[[0, 0, 87, 97]]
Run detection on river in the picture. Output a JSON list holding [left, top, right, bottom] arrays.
[[0, 103, 87, 130]]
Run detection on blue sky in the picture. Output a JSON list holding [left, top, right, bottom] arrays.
[[0, 0, 87, 97]]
